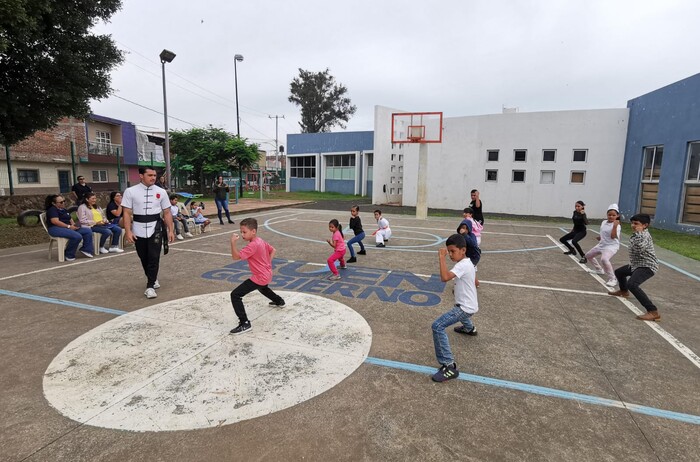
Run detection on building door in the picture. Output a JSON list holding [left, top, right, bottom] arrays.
[[58, 170, 70, 193]]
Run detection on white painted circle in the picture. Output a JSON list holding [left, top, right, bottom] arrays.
[[43, 291, 372, 432]]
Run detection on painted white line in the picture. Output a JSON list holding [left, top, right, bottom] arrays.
[[479, 280, 610, 297], [171, 247, 230, 257], [0, 248, 45, 258], [546, 234, 700, 371], [0, 251, 131, 282]]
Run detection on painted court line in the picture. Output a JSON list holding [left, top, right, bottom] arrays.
[[546, 234, 700, 371], [479, 280, 608, 297], [364, 357, 700, 426], [3, 288, 699, 427]]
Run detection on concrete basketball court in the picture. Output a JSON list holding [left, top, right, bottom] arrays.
[[1, 205, 699, 461]]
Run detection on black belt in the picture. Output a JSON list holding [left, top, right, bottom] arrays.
[[133, 214, 160, 223]]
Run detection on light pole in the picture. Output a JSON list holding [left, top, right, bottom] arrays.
[[160, 49, 176, 189], [234, 53, 244, 195]]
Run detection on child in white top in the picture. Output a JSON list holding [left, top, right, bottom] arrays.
[[372, 209, 391, 247], [584, 203, 621, 286]]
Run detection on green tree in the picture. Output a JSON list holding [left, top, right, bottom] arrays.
[[288, 68, 357, 133], [170, 127, 259, 194], [0, 0, 124, 146]]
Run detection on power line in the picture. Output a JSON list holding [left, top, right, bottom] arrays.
[[112, 94, 201, 127]]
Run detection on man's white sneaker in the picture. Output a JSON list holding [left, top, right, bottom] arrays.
[[153, 280, 160, 289], [176, 234, 184, 240], [109, 247, 124, 253], [185, 232, 194, 238], [99, 247, 110, 254], [144, 288, 157, 299]]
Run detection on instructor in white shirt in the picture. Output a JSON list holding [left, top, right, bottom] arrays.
[[122, 167, 175, 299]]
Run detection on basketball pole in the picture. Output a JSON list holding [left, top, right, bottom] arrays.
[[416, 143, 428, 219]]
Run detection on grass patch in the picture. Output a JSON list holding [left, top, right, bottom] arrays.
[[619, 223, 700, 261], [262, 191, 363, 201]]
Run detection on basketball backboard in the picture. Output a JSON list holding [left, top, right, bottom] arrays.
[[391, 112, 443, 144]]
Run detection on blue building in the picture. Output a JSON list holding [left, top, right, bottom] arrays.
[[286, 131, 374, 196], [619, 73, 700, 233]]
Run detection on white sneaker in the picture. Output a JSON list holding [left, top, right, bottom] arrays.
[[65, 257, 76, 262], [144, 288, 157, 299], [176, 234, 184, 240], [80, 250, 94, 258], [185, 232, 193, 238], [153, 280, 160, 289], [605, 279, 618, 287], [109, 247, 124, 253], [99, 247, 110, 254]]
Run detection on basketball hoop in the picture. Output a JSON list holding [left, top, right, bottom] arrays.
[[391, 112, 443, 144]]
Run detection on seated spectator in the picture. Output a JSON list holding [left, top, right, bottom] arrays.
[[77, 193, 124, 254], [190, 201, 211, 232], [169, 194, 193, 239], [106, 191, 123, 226], [45, 194, 94, 261]]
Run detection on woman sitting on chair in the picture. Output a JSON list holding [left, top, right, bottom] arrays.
[[77, 193, 124, 254], [45, 194, 94, 261]]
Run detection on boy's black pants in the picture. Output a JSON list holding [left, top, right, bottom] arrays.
[[230, 278, 284, 323], [614, 265, 657, 312]]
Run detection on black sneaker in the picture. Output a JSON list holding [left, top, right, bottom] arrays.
[[230, 321, 252, 335], [357, 250, 366, 255], [228, 220, 235, 224], [432, 363, 459, 382], [454, 325, 477, 336], [563, 250, 575, 255], [376, 243, 385, 248], [269, 300, 285, 307], [579, 257, 587, 264], [347, 257, 357, 263]]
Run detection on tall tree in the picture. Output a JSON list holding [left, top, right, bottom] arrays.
[[288, 68, 357, 133], [0, 0, 124, 146], [170, 127, 259, 194]]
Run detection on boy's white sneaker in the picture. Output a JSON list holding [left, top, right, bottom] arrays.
[[185, 232, 194, 238], [176, 234, 184, 240], [109, 247, 124, 253], [99, 247, 110, 254], [153, 280, 160, 289]]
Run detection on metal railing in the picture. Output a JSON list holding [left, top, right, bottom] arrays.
[[87, 141, 122, 156]]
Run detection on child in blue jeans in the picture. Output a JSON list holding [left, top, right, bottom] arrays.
[[346, 205, 366, 263], [431, 233, 479, 382]]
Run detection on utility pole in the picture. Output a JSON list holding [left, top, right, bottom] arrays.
[[268, 115, 285, 172]]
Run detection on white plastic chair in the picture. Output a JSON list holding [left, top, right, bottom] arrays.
[[40, 212, 68, 262]]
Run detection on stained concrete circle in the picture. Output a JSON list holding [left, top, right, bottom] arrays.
[[43, 291, 372, 432]]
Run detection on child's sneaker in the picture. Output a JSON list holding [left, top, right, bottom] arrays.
[[230, 321, 252, 335], [376, 243, 385, 248], [432, 363, 459, 382], [340, 264, 347, 269], [185, 232, 194, 238], [605, 278, 618, 287], [268, 300, 285, 307], [454, 325, 478, 336], [327, 274, 342, 281], [176, 234, 184, 240], [357, 250, 366, 255]]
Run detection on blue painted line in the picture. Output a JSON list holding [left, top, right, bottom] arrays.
[[4, 288, 698, 426], [364, 357, 700, 426], [0, 289, 128, 316]]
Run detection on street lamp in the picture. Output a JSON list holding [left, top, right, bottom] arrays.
[[234, 53, 244, 195], [160, 49, 176, 189]]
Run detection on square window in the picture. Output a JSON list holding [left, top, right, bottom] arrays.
[[512, 170, 526, 182], [391, 154, 396, 161], [573, 150, 587, 162], [92, 170, 108, 182], [487, 150, 499, 162], [540, 170, 555, 184], [542, 150, 556, 162], [486, 169, 498, 182], [571, 171, 586, 184], [18, 169, 40, 183], [391, 165, 396, 172], [398, 155, 403, 162], [390, 188, 395, 194], [514, 150, 527, 162], [398, 188, 403, 194], [398, 166, 403, 173], [391, 176, 395, 183]]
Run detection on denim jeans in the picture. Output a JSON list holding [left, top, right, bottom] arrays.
[[48, 226, 94, 259], [432, 305, 474, 366], [91, 224, 122, 248], [215, 197, 232, 223], [347, 232, 366, 257]]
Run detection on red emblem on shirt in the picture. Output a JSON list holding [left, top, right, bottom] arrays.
[[156, 193, 161, 199]]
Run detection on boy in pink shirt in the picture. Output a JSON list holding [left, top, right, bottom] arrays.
[[229, 217, 285, 334]]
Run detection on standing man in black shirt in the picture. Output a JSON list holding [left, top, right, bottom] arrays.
[[71, 176, 93, 206], [469, 189, 484, 225]]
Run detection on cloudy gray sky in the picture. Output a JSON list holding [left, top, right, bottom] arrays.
[[91, 0, 700, 152]]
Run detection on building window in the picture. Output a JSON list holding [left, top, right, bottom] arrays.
[[398, 188, 403, 194], [486, 170, 498, 182], [571, 171, 586, 184], [642, 146, 663, 182], [542, 150, 556, 162], [96, 130, 111, 145], [512, 170, 526, 182], [398, 155, 403, 162], [514, 150, 527, 162], [290, 156, 316, 178], [682, 141, 700, 224], [391, 165, 396, 172], [398, 166, 403, 173], [487, 150, 499, 161], [573, 149, 588, 162], [391, 154, 396, 161], [92, 170, 108, 182], [325, 154, 355, 180], [540, 170, 555, 184], [18, 169, 40, 183]]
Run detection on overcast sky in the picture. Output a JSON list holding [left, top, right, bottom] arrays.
[[90, 0, 700, 153]]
